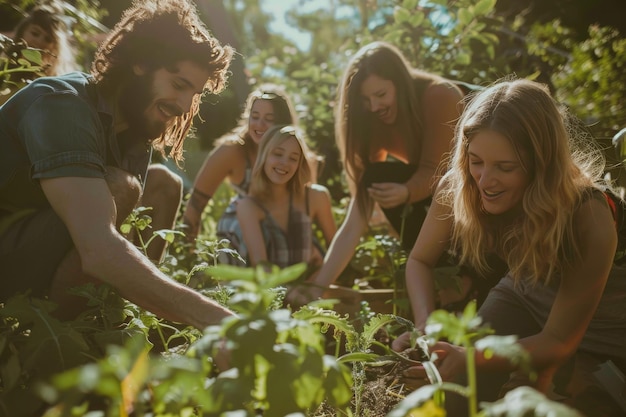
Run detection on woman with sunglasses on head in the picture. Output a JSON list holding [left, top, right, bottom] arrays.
[[183, 84, 302, 243]]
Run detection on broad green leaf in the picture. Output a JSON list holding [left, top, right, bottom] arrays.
[[263, 263, 307, 287], [458, 8, 473, 25], [153, 229, 183, 243], [322, 355, 353, 408], [475, 335, 532, 371], [208, 265, 255, 282], [474, 0, 497, 16], [362, 314, 397, 347], [0, 352, 21, 391], [394, 6, 411, 24], [408, 11, 425, 28], [16, 58, 33, 67], [21, 48, 43, 64], [455, 52, 471, 66]]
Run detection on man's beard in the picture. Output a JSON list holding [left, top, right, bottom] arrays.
[[118, 72, 168, 143]]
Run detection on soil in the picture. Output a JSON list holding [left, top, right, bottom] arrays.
[[312, 348, 429, 417]]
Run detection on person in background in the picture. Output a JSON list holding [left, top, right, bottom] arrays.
[[395, 78, 626, 416], [182, 84, 300, 244], [0, 2, 79, 105], [235, 125, 336, 269], [13, 1, 78, 76], [0, 0, 235, 327], [183, 84, 320, 250], [287, 41, 466, 306]]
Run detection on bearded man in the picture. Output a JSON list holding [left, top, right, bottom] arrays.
[[0, 0, 235, 327]]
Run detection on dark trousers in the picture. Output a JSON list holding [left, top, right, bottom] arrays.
[[445, 277, 626, 417], [0, 208, 73, 300]]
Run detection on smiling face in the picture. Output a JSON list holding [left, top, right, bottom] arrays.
[[248, 99, 276, 144], [263, 136, 302, 185], [20, 23, 54, 51], [120, 60, 209, 141], [20, 23, 57, 68], [359, 73, 398, 124], [468, 129, 531, 215]]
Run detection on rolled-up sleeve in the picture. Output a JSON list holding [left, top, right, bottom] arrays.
[[19, 92, 107, 180]]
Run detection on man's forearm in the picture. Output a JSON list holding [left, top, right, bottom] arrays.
[[82, 233, 235, 328]]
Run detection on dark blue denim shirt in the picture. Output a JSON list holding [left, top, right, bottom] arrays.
[[0, 72, 151, 222]]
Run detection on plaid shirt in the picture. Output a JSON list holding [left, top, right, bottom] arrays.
[[269, 204, 312, 268], [216, 196, 312, 268]]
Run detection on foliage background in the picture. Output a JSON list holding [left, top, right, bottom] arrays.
[[0, 0, 625, 415], [2, 0, 624, 189]]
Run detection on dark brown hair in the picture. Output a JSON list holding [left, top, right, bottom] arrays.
[[91, 0, 233, 162], [335, 41, 440, 215], [14, 2, 76, 75]]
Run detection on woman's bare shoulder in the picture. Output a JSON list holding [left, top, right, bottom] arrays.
[[309, 183, 331, 196], [210, 140, 246, 158], [308, 183, 333, 206], [237, 196, 264, 217], [423, 79, 464, 104], [574, 190, 617, 245]]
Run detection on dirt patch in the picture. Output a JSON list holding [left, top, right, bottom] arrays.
[[313, 349, 427, 417]]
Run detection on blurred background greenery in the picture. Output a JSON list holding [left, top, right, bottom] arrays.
[[2, 0, 625, 195]]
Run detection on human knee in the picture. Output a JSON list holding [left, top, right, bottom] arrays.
[[144, 164, 183, 203], [104, 166, 142, 222]]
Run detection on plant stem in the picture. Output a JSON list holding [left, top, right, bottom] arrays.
[[135, 224, 149, 256], [156, 324, 168, 350], [465, 345, 478, 417]]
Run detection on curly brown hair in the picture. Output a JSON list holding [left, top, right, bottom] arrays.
[[91, 0, 233, 162]]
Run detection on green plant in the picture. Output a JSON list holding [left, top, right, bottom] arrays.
[[387, 301, 583, 417], [195, 264, 354, 416], [120, 206, 185, 261], [0, 34, 46, 102], [350, 231, 409, 318], [336, 314, 417, 416], [34, 263, 353, 416]]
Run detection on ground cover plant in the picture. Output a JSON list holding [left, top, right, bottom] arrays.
[[0, 203, 585, 416]]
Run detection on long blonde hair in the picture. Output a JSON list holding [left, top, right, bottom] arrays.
[[248, 125, 313, 202], [441, 78, 607, 285]]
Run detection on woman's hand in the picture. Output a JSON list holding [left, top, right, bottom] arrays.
[[284, 284, 324, 309], [392, 330, 413, 352], [428, 341, 466, 381], [367, 182, 409, 209], [400, 341, 466, 386]]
